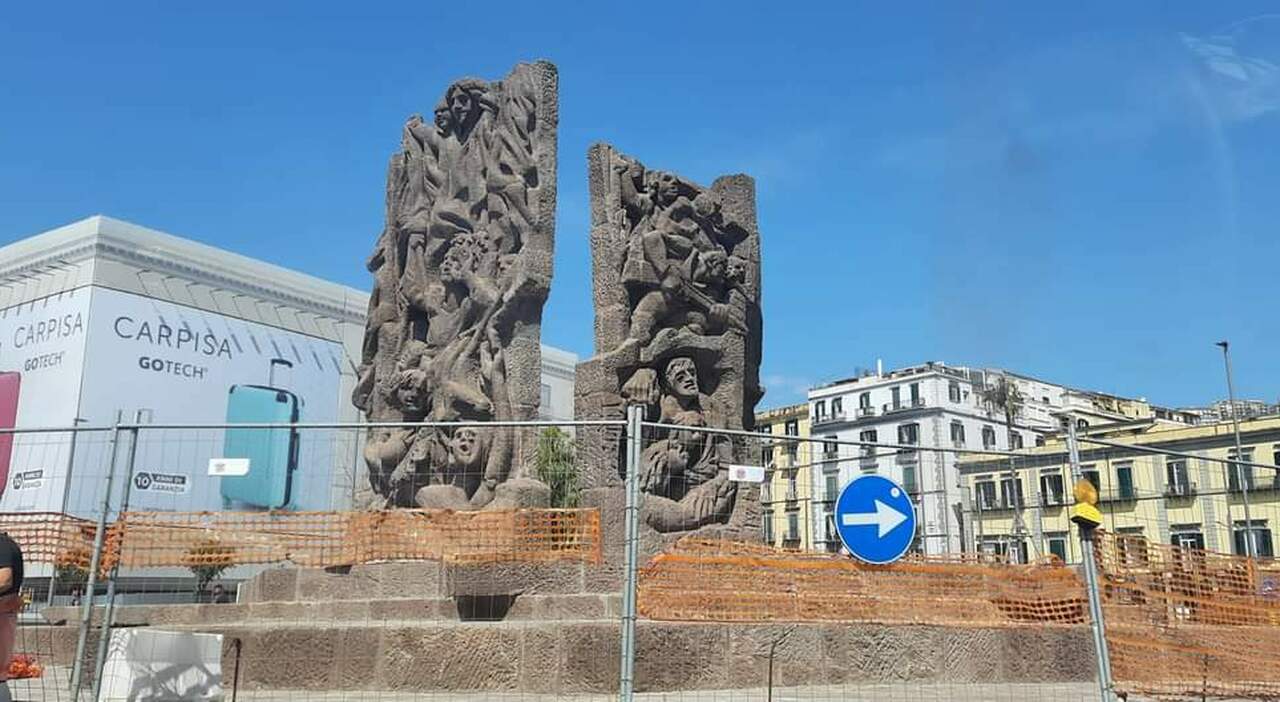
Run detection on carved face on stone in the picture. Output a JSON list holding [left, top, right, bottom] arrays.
[[444, 81, 489, 137], [449, 427, 483, 469], [700, 250, 727, 283], [440, 234, 485, 283], [726, 256, 748, 285], [647, 171, 680, 207], [665, 357, 699, 400], [393, 369, 432, 414], [433, 105, 452, 135]]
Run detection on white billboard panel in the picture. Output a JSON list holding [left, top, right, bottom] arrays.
[[68, 288, 350, 516], [0, 290, 92, 512]]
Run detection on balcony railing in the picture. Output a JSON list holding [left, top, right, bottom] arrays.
[[883, 398, 926, 415], [895, 448, 918, 464], [857, 406, 876, 418], [813, 411, 847, 426], [1164, 481, 1197, 498], [1100, 487, 1138, 503]]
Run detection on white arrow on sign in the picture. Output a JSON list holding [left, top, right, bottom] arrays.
[[840, 499, 909, 538]]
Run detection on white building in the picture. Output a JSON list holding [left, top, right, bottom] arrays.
[[806, 362, 1084, 556], [0, 215, 577, 523]]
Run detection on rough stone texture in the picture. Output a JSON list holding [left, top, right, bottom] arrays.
[[575, 144, 764, 583], [37, 620, 1093, 694], [353, 60, 559, 509]]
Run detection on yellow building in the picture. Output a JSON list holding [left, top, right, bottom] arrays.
[[960, 415, 1280, 563], [755, 403, 818, 550]]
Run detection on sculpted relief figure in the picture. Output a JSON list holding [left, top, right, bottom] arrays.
[[354, 62, 557, 509], [578, 145, 763, 536]]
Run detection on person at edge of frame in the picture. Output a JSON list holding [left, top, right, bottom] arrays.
[[0, 530, 24, 702]]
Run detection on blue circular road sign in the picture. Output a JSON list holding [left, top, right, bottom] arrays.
[[834, 474, 917, 565]]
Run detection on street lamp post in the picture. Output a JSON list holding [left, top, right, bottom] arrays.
[[1216, 341, 1254, 559]]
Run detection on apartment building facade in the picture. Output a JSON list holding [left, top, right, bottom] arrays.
[[755, 403, 817, 550], [960, 415, 1280, 564]]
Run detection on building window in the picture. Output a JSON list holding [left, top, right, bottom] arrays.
[[975, 480, 997, 510], [1077, 418, 1089, 430], [540, 383, 552, 411], [784, 419, 799, 436], [760, 474, 772, 503], [814, 400, 826, 421], [1234, 520, 1275, 558], [758, 426, 773, 467], [948, 381, 962, 404], [823, 435, 838, 459], [1046, 532, 1068, 562], [831, 397, 843, 418], [1035, 435, 1046, 447], [784, 419, 799, 461], [950, 421, 965, 447], [890, 386, 901, 410], [909, 382, 921, 407], [901, 464, 917, 494], [1040, 472, 1065, 506], [1082, 465, 1100, 492], [825, 472, 839, 502], [1227, 448, 1255, 492], [1009, 432, 1024, 450], [981, 426, 997, 450], [979, 536, 1028, 564], [1171, 525, 1205, 552], [859, 392, 871, 409], [786, 511, 800, 545], [898, 423, 919, 445], [786, 470, 798, 502], [1116, 527, 1148, 566], [999, 476, 1024, 508], [1165, 459, 1190, 494], [1115, 462, 1135, 500], [763, 510, 774, 544]]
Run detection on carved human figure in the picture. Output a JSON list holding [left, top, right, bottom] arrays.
[[633, 357, 737, 531], [352, 62, 556, 509]]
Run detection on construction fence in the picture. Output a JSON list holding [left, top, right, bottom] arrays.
[[0, 416, 1276, 700]]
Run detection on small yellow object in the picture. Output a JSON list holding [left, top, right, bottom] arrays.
[[1070, 477, 1102, 528]]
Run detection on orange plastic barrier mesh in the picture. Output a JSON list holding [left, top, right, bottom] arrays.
[[0, 512, 97, 568], [638, 537, 1087, 626], [1093, 531, 1280, 700], [3, 508, 601, 571]]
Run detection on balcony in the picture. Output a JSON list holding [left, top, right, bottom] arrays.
[[883, 398, 926, 415], [1164, 481, 1197, 498], [895, 448, 918, 465], [857, 406, 877, 418], [813, 411, 847, 427], [859, 454, 878, 471], [951, 439, 966, 449]]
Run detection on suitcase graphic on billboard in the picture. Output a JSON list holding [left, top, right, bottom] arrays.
[[220, 359, 300, 510], [0, 372, 19, 499]]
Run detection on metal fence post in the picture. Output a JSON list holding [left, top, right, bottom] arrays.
[[1067, 419, 1116, 701], [92, 414, 144, 701], [70, 416, 124, 697], [619, 404, 643, 702]]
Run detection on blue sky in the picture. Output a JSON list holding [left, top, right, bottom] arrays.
[[3, 3, 1278, 409]]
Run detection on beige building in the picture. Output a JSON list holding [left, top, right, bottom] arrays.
[[755, 403, 821, 550], [960, 415, 1280, 563]]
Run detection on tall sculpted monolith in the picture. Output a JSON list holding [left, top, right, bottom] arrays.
[[577, 144, 763, 545], [353, 61, 558, 509]]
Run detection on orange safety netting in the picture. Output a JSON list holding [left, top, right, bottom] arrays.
[[638, 537, 1087, 626], [1094, 531, 1280, 700], [1, 508, 601, 572]]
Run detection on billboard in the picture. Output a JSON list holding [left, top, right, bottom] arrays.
[[0, 286, 354, 517], [0, 290, 92, 511]]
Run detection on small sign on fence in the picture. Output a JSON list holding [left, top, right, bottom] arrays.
[[728, 464, 765, 483], [134, 471, 191, 494], [207, 457, 250, 477]]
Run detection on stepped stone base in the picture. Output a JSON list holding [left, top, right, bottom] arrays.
[[33, 561, 1097, 694]]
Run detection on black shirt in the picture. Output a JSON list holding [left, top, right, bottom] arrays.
[[0, 533, 23, 598]]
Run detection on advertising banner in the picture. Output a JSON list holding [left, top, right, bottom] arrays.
[[0, 290, 92, 512], [72, 288, 350, 516]]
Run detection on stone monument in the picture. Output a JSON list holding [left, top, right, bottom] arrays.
[[353, 61, 558, 510], [577, 143, 764, 544]]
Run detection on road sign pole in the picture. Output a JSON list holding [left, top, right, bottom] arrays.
[[1067, 419, 1115, 702]]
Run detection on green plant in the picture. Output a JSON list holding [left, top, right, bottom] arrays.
[[534, 427, 580, 508], [184, 541, 236, 598]]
